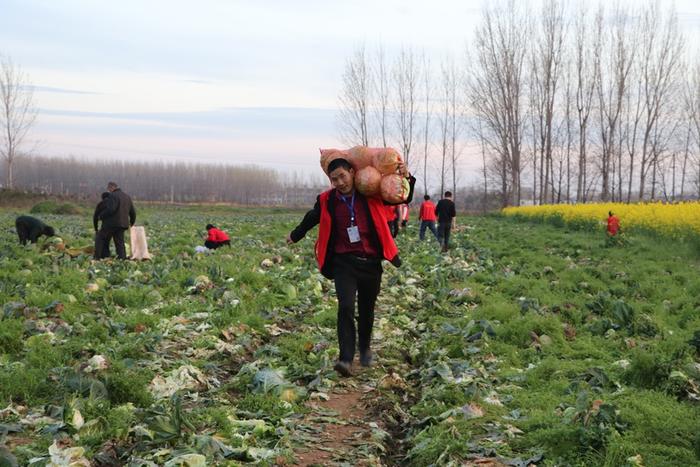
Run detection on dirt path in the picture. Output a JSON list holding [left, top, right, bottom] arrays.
[[293, 367, 380, 466]]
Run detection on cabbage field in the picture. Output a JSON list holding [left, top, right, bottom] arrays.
[[0, 205, 699, 466]]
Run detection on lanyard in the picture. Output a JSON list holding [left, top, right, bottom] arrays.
[[340, 191, 356, 226]]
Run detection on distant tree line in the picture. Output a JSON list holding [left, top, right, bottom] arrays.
[[338, 0, 700, 208], [0, 155, 326, 206]]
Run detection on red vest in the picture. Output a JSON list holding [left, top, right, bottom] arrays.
[[419, 201, 436, 221], [207, 227, 229, 242], [316, 190, 399, 275]]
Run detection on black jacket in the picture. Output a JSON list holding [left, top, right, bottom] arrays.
[[100, 189, 136, 229], [290, 175, 415, 279], [435, 198, 456, 223], [93, 199, 108, 231], [15, 215, 55, 241]]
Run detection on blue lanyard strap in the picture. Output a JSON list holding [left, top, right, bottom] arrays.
[[339, 191, 356, 225]]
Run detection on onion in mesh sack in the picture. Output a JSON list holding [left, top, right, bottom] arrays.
[[373, 148, 403, 175], [354, 166, 382, 197], [380, 174, 410, 203], [319, 148, 348, 174], [346, 146, 375, 171]]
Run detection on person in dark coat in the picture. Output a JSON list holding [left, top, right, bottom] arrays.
[[435, 191, 456, 252], [94, 182, 136, 260], [15, 215, 55, 245], [93, 192, 111, 258]]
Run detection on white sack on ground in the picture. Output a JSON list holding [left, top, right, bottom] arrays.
[[129, 226, 152, 260]]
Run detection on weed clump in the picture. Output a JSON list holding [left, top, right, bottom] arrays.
[[0, 318, 24, 354], [104, 364, 154, 407], [623, 345, 692, 397]]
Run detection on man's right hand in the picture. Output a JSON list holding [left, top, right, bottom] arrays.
[[286, 234, 294, 245]]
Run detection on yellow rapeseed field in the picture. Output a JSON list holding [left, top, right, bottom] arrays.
[[502, 202, 700, 239]]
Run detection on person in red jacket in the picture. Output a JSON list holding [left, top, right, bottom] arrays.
[[204, 224, 231, 249], [606, 211, 620, 236], [418, 195, 438, 241], [287, 158, 415, 377], [384, 204, 399, 238], [399, 203, 410, 229]]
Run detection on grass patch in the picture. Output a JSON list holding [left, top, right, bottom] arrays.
[[30, 200, 83, 215]]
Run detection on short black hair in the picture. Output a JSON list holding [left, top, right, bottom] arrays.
[[101, 192, 110, 200], [206, 224, 215, 230], [444, 191, 452, 197], [424, 194, 430, 200], [327, 158, 353, 174], [44, 226, 55, 237], [608, 211, 613, 217]]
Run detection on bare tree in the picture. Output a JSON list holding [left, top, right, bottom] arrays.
[[438, 61, 451, 197], [680, 60, 698, 199], [338, 46, 371, 146], [392, 47, 421, 170], [530, 0, 566, 204], [679, 119, 692, 199], [560, 58, 574, 203], [478, 119, 489, 212], [635, 3, 684, 200], [0, 56, 37, 189], [622, 46, 645, 202], [445, 57, 464, 200], [374, 45, 390, 147], [528, 88, 539, 204], [688, 53, 700, 197], [593, 4, 636, 202], [468, 0, 528, 206], [421, 53, 433, 194], [573, 4, 597, 202]]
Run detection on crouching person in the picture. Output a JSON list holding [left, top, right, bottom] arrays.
[[204, 224, 231, 249], [15, 215, 55, 245], [286, 158, 415, 377]]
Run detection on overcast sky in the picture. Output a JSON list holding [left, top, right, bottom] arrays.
[[2, 0, 700, 184]]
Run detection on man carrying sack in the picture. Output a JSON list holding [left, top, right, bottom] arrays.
[[286, 157, 415, 377]]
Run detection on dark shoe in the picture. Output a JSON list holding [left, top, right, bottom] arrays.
[[360, 350, 373, 367], [441, 245, 448, 253], [333, 360, 353, 377]]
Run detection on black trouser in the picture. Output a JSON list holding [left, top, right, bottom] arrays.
[[333, 254, 383, 364], [388, 219, 398, 238], [94, 233, 111, 258], [205, 240, 230, 249], [437, 221, 452, 248], [95, 227, 127, 259]]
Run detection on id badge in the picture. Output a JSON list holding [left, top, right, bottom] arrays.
[[347, 225, 361, 243]]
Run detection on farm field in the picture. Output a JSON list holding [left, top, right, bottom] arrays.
[[1, 205, 699, 466]]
